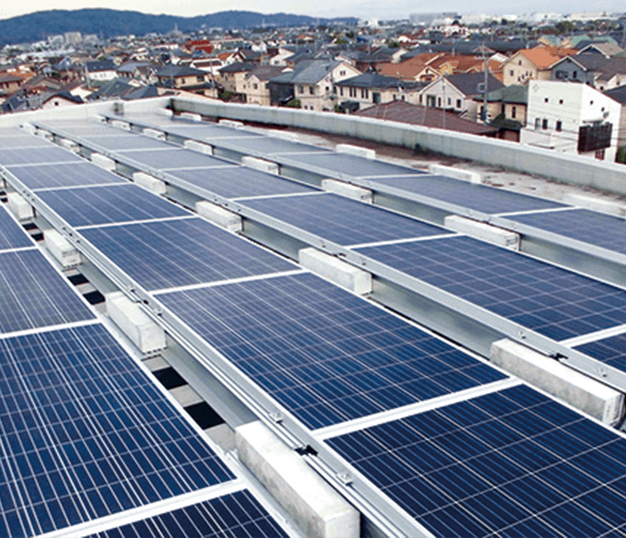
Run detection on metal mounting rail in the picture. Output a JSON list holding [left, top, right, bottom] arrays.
[[28, 120, 626, 397]]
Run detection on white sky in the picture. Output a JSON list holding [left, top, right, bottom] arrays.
[[0, 0, 623, 22]]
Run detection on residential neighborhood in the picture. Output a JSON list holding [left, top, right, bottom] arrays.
[[1, 10, 626, 162]]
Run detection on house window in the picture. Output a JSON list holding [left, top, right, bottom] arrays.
[[511, 106, 516, 119], [572, 71, 577, 79], [559, 99, 563, 104], [509, 70, 514, 76], [518, 60, 522, 65], [542, 118, 548, 130], [590, 100, 594, 105], [253, 83, 258, 90], [309, 86, 315, 95], [361, 88, 368, 99], [544, 97, 549, 103], [197, 75, 204, 82], [419, 95, 422, 104], [339, 87, 343, 96], [456, 99, 461, 108], [437, 97, 441, 107], [595, 148, 605, 160], [556, 120, 562, 131], [298, 85, 304, 93], [340, 70, 346, 76], [535, 118, 541, 130], [447, 97, 451, 106]]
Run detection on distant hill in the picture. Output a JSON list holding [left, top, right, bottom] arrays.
[[0, 9, 358, 46]]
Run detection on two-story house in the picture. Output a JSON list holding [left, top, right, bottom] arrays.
[[502, 47, 576, 86], [334, 71, 424, 111], [550, 55, 626, 91]]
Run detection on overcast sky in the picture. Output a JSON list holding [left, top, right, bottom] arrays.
[[0, 0, 623, 22]]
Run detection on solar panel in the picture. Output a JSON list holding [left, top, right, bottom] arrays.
[[121, 148, 231, 170], [170, 165, 317, 199], [575, 334, 626, 372], [37, 184, 190, 227], [7, 162, 126, 190], [0, 134, 52, 148], [327, 384, 626, 538], [45, 121, 120, 136], [369, 175, 566, 215], [507, 208, 626, 254], [144, 121, 262, 140], [89, 489, 291, 538], [80, 217, 297, 291], [216, 135, 331, 155], [279, 152, 422, 178], [85, 134, 174, 151], [157, 273, 506, 429], [0, 205, 34, 251], [0, 249, 94, 334], [242, 193, 449, 246], [0, 146, 81, 166], [358, 236, 626, 341], [0, 324, 234, 538]]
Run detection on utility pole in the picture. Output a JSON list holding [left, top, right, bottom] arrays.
[[482, 45, 488, 123], [442, 78, 446, 130]]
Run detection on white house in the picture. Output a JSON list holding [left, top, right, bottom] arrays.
[[521, 80, 620, 162]]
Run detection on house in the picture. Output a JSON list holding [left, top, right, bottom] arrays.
[[550, 55, 626, 91], [473, 85, 528, 141], [502, 47, 577, 86], [377, 53, 444, 83], [117, 62, 155, 83], [576, 42, 625, 58], [217, 62, 257, 98], [520, 80, 620, 162], [84, 60, 118, 83], [420, 72, 504, 121], [0, 73, 23, 95], [604, 85, 626, 154], [155, 65, 209, 90], [242, 66, 286, 106], [334, 70, 424, 111]]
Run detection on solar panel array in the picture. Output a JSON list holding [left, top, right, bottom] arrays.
[[210, 135, 331, 156], [0, 205, 34, 251], [575, 333, 626, 372], [358, 236, 626, 341], [0, 146, 81, 166], [6, 162, 126, 191], [242, 193, 449, 246], [85, 134, 173, 151], [122, 148, 230, 171], [80, 217, 296, 291], [0, 133, 51, 148]]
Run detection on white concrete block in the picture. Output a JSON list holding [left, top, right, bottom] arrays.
[[106, 292, 166, 355], [132, 172, 166, 194], [196, 201, 242, 232], [268, 130, 298, 141], [143, 128, 166, 141], [91, 153, 116, 171], [184, 139, 213, 155], [491, 339, 624, 425], [336, 143, 376, 159], [110, 119, 131, 131], [157, 108, 174, 117], [59, 138, 79, 152], [180, 112, 202, 122], [299, 248, 372, 295], [429, 164, 482, 184], [563, 193, 626, 217], [241, 156, 279, 174], [21, 124, 36, 135], [35, 129, 52, 141], [44, 229, 81, 268], [6, 193, 33, 221], [236, 421, 359, 538], [218, 119, 244, 128], [445, 215, 520, 250], [321, 179, 373, 203]]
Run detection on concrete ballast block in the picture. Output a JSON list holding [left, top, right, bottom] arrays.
[[429, 164, 482, 184], [21, 124, 36, 135], [445, 215, 520, 250], [110, 120, 131, 131], [563, 193, 626, 217], [143, 128, 166, 140], [106, 292, 166, 355], [44, 229, 80, 268], [59, 138, 79, 152], [241, 156, 279, 174], [132, 172, 166, 194], [7, 193, 34, 221], [491, 339, 624, 425], [321, 179, 373, 203], [218, 119, 244, 128], [184, 139, 213, 155], [299, 248, 372, 295], [180, 112, 202, 122], [196, 201, 242, 232], [336, 143, 375, 159], [91, 153, 116, 171], [36, 129, 52, 141], [236, 421, 359, 538]]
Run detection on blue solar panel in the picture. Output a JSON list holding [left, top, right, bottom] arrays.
[[575, 334, 626, 372], [157, 273, 506, 429], [7, 162, 126, 190], [216, 135, 331, 156], [170, 166, 318, 199], [136, 120, 262, 140], [369, 175, 565, 215], [242, 193, 449, 246], [0, 133, 51, 148], [121, 148, 230, 170], [85, 134, 173, 151], [0, 146, 81, 166], [0, 324, 234, 538], [90, 489, 290, 538], [37, 184, 190, 227], [81, 218, 296, 291], [327, 384, 626, 538], [0, 249, 94, 334], [46, 121, 122, 137], [0, 205, 33, 251], [508, 208, 626, 255], [358, 236, 626, 341]]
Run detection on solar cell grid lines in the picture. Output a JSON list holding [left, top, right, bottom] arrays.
[[0, 146, 81, 166], [327, 384, 626, 538], [575, 334, 626, 372], [215, 135, 331, 156], [84, 134, 173, 152], [507, 208, 626, 255], [0, 134, 52, 148], [358, 236, 626, 341], [170, 165, 318, 199], [80, 218, 297, 291], [7, 162, 126, 190], [121, 148, 230, 170], [36, 184, 190, 227], [0, 324, 234, 538], [0, 249, 94, 334], [89, 490, 291, 538], [0, 205, 34, 251], [241, 193, 449, 246], [158, 273, 505, 429], [369, 175, 566, 215]]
